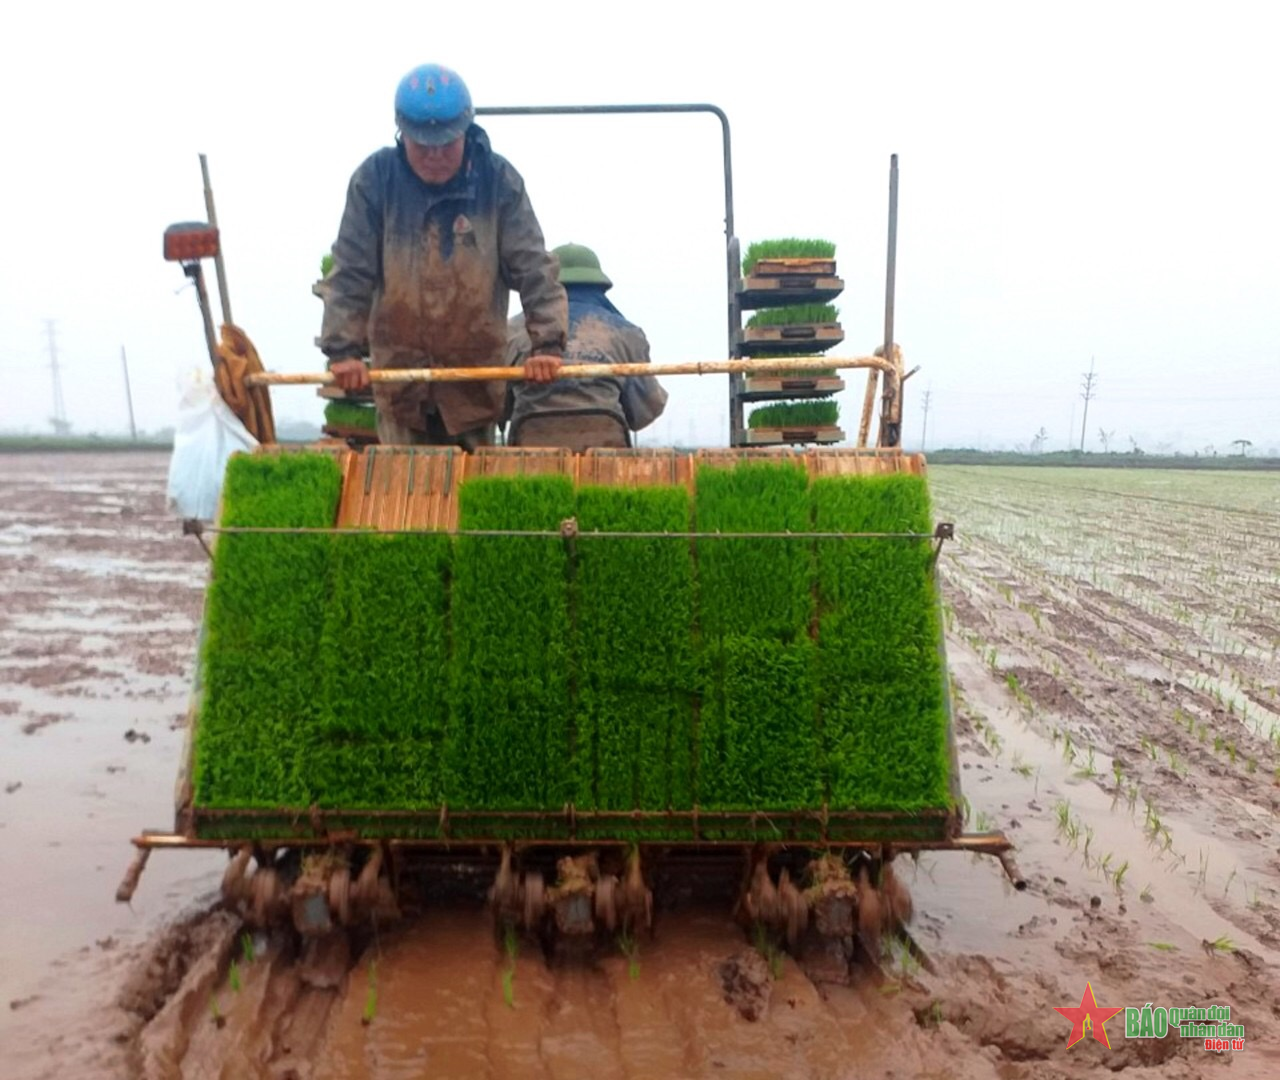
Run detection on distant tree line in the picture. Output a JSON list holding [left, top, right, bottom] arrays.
[[924, 448, 1280, 470]]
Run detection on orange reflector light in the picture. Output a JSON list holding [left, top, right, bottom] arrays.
[[164, 222, 220, 262]]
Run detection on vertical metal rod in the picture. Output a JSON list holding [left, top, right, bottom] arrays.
[[46, 318, 68, 433], [200, 154, 234, 327], [878, 154, 900, 447], [189, 263, 220, 370], [120, 346, 137, 441], [727, 236, 745, 446], [476, 104, 738, 446]]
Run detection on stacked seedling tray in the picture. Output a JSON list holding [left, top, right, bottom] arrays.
[[736, 240, 846, 446], [314, 252, 379, 445]]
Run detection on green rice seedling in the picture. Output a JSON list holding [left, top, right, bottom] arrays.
[[1062, 730, 1075, 763], [447, 475, 576, 809], [362, 961, 378, 1026], [209, 994, 225, 1029], [1227, 742, 1237, 764], [1140, 884, 1153, 903], [1196, 850, 1210, 892], [501, 924, 519, 1007], [1213, 734, 1224, 754], [886, 935, 921, 980], [228, 959, 241, 994], [1112, 759, 1123, 787], [1055, 800, 1071, 833], [194, 451, 343, 809], [617, 931, 640, 981], [574, 485, 694, 811], [1075, 745, 1098, 779], [1100, 852, 1113, 880], [1148, 941, 1178, 952], [813, 474, 950, 811], [746, 401, 840, 429], [1012, 754, 1033, 779], [241, 932, 255, 965], [746, 303, 839, 328], [323, 400, 377, 432], [741, 238, 836, 275], [1224, 867, 1237, 898], [1113, 861, 1129, 892], [752, 922, 784, 980], [975, 810, 994, 832], [1205, 936, 1235, 954]]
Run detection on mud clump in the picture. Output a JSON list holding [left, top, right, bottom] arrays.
[[116, 908, 238, 1026], [717, 950, 773, 1022]]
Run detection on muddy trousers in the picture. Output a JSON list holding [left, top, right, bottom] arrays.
[[376, 408, 495, 452]]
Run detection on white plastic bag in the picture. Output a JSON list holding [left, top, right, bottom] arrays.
[[166, 367, 258, 520]]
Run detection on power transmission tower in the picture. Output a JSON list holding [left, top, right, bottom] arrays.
[[1079, 357, 1097, 452], [46, 319, 70, 435], [121, 346, 137, 441], [920, 387, 932, 450]]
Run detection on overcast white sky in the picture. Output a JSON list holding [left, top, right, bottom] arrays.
[[2, 1, 1276, 453]]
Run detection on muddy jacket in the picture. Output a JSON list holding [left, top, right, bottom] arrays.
[[319, 126, 567, 434], [505, 286, 667, 434]]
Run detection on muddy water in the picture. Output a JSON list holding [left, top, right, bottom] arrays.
[[0, 453, 223, 1076], [6, 457, 1280, 1079]]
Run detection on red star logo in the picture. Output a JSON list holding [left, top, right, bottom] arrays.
[[1055, 982, 1124, 1049]]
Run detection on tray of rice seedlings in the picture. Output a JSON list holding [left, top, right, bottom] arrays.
[[741, 238, 837, 278], [741, 355, 846, 401], [739, 303, 844, 355], [312, 253, 335, 303], [812, 473, 955, 830], [744, 400, 844, 445], [694, 462, 823, 812], [739, 239, 842, 308], [322, 400, 379, 439], [445, 474, 577, 814], [190, 451, 343, 823], [315, 530, 451, 806], [573, 485, 695, 815]]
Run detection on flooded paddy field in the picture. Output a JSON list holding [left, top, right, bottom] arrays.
[[2, 454, 1277, 1078]]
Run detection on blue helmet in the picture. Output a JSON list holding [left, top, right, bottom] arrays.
[[394, 63, 474, 146]]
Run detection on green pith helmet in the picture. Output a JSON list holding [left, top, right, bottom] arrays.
[[553, 243, 612, 289]]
